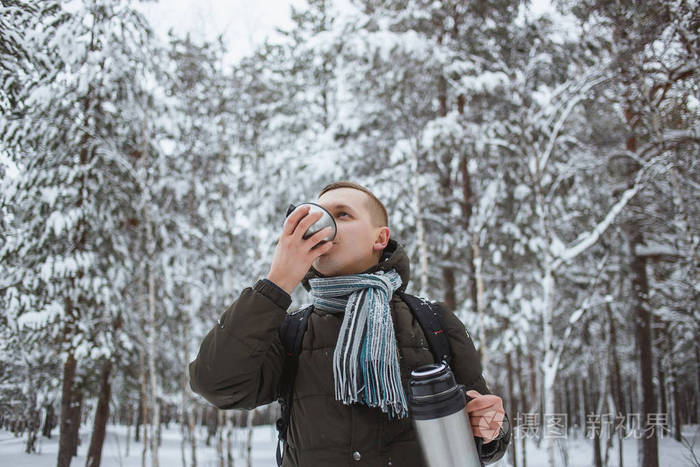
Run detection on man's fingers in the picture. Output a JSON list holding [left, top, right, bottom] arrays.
[[308, 226, 333, 245], [284, 205, 310, 236], [471, 413, 504, 441], [310, 235, 334, 257], [466, 399, 493, 412], [293, 210, 323, 239], [469, 408, 505, 420], [466, 395, 502, 412]]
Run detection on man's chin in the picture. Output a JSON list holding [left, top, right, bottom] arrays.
[[313, 256, 340, 276]]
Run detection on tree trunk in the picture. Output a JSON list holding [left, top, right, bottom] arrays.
[[68, 391, 83, 458], [578, 376, 587, 440], [217, 410, 225, 467], [135, 396, 142, 443], [564, 378, 572, 438], [57, 352, 77, 467], [458, 153, 477, 316], [606, 303, 626, 421], [410, 148, 429, 296], [664, 321, 683, 442], [42, 404, 56, 439], [516, 346, 527, 467], [206, 407, 217, 446], [505, 351, 517, 467], [541, 252, 556, 466], [472, 232, 488, 371], [25, 409, 39, 454], [156, 403, 162, 448], [190, 406, 199, 467], [628, 229, 659, 467], [85, 359, 112, 467], [696, 339, 700, 425], [654, 317, 669, 436], [225, 411, 234, 467], [139, 329, 148, 467], [181, 306, 193, 467], [441, 267, 456, 312], [57, 352, 78, 467], [605, 303, 625, 467], [145, 214, 160, 467], [246, 409, 254, 467], [126, 409, 131, 458]]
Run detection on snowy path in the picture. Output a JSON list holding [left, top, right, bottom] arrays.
[[1, 424, 697, 466]]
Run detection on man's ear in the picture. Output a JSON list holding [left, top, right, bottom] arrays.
[[373, 227, 390, 251]]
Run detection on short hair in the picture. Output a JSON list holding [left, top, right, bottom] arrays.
[[318, 181, 388, 229]]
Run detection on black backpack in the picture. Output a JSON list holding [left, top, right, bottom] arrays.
[[274, 290, 453, 466]]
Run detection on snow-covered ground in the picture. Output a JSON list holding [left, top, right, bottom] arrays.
[[0, 423, 697, 466], [0, 423, 277, 467]]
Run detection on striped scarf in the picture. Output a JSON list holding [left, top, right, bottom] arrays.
[[308, 269, 407, 419]]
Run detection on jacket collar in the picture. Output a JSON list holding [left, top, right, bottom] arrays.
[[301, 238, 411, 294]]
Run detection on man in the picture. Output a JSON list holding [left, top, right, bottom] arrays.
[[189, 181, 510, 466]]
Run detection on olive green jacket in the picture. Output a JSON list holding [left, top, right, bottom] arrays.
[[189, 239, 510, 466]]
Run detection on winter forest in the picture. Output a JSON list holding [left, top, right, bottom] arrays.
[[0, 0, 698, 466]]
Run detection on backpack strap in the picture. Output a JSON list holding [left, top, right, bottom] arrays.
[[275, 304, 313, 467], [396, 291, 452, 366]]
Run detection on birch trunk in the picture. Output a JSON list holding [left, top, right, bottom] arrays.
[[505, 351, 517, 467], [145, 214, 160, 467], [410, 148, 429, 296], [126, 414, 130, 458], [472, 232, 488, 372], [217, 410, 225, 467], [225, 411, 234, 467], [541, 253, 556, 467], [139, 312, 148, 467], [458, 154, 478, 316], [246, 410, 254, 467], [516, 346, 528, 467], [181, 297, 196, 467]]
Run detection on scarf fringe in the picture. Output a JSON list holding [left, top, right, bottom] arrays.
[[310, 269, 407, 419]]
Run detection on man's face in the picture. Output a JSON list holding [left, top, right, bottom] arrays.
[[311, 187, 390, 276]]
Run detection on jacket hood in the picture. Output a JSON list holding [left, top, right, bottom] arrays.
[[301, 238, 411, 294]]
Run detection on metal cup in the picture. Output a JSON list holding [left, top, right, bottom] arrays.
[[285, 202, 337, 248]]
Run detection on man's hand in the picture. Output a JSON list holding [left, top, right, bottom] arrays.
[[465, 390, 505, 443], [266, 205, 335, 295]]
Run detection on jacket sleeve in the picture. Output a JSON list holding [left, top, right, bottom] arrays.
[[188, 278, 291, 410], [437, 301, 511, 465]]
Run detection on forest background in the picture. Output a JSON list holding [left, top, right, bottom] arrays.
[[0, 1, 698, 467]]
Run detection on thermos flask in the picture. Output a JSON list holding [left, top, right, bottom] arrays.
[[408, 362, 482, 467], [285, 202, 337, 248]]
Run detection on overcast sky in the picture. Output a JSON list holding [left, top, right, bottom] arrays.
[[138, 0, 310, 63], [139, 0, 555, 64]]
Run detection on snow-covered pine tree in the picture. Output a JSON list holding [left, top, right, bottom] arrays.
[[0, 0, 164, 465]]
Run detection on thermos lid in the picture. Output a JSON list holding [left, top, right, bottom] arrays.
[[408, 362, 466, 420]]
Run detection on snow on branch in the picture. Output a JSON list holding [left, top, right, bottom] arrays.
[[551, 252, 610, 376], [634, 242, 682, 258], [537, 75, 609, 172], [485, 137, 521, 155], [552, 153, 669, 269]]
